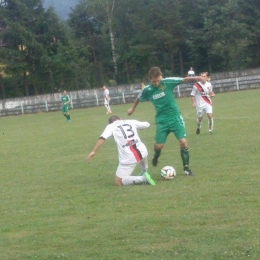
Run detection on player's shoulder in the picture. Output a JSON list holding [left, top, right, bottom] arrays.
[[206, 81, 212, 87]]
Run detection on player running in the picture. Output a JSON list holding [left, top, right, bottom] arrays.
[[61, 90, 71, 121], [191, 72, 215, 134]]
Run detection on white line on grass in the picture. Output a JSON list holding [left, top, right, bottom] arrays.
[[183, 111, 251, 120]]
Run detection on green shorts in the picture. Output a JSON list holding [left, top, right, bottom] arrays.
[[155, 115, 186, 144], [62, 105, 69, 113]]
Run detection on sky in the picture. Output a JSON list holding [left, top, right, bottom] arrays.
[[43, 0, 77, 19]]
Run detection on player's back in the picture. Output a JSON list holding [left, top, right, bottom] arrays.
[[111, 120, 149, 164]]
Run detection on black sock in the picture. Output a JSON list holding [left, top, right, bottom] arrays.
[[153, 146, 161, 159]]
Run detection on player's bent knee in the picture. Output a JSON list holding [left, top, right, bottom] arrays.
[[155, 144, 164, 150], [179, 139, 187, 147], [115, 177, 123, 186]]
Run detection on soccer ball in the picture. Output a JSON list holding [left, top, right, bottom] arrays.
[[160, 166, 176, 180]]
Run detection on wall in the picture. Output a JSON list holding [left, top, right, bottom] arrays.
[[1, 68, 260, 116]]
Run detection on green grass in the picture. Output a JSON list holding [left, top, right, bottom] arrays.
[[1, 89, 260, 260]]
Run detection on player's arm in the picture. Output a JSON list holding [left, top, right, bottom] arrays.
[[191, 95, 196, 108], [182, 76, 203, 83], [209, 90, 215, 97], [86, 137, 106, 161], [127, 97, 140, 116], [134, 120, 150, 129]]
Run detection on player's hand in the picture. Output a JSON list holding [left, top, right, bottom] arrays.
[[86, 151, 95, 161], [127, 108, 134, 115]]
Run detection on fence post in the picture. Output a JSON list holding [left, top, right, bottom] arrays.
[[70, 98, 73, 109], [236, 78, 240, 90], [122, 92, 125, 103], [45, 101, 49, 112], [20, 102, 24, 114], [95, 93, 99, 106], [177, 85, 180, 97]]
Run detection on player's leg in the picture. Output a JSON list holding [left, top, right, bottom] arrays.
[[196, 109, 203, 134], [139, 158, 155, 185], [206, 105, 213, 134], [65, 106, 71, 121], [115, 163, 151, 186], [172, 115, 193, 176], [107, 103, 112, 114], [62, 106, 68, 120], [152, 122, 168, 166], [104, 104, 108, 113]]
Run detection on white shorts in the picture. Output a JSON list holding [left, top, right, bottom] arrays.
[[116, 157, 148, 178], [196, 104, 212, 117], [104, 98, 110, 105]]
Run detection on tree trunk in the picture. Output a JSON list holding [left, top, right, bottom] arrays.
[[99, 61, 105, 86], [106, 0, 118, 82], [49, 70, 55, 94], [179, 50, 184, 76], [125, 60, 130, 83], [23, 72, 29, 96], [73, 64, 79, 91]]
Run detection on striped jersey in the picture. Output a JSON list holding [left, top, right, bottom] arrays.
[[100, 120, 149, 164], [191, 81, 213, 107]]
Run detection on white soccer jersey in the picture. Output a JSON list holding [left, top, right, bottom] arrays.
[[191, 81, 213, 108], [103, 89, 110, 104], [100, 120, 149, 164]]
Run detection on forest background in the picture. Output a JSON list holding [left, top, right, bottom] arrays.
[[0, 0, 259, 99]]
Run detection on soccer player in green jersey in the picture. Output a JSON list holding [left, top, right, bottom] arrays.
[[61, 90, 71, 121], [127, 67, 203, 176]]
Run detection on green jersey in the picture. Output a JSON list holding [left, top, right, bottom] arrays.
[[139, 77, 183, 123], [61, 95, 70, 105]]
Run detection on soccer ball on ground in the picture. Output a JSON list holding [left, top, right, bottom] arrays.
[[160, 166, 176, 180]]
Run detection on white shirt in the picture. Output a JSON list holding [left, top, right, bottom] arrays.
[[188, 70, 195, 77], [100, 120, 149, 164], [191, 81, 213, 107], [103, 89, 110, 102]]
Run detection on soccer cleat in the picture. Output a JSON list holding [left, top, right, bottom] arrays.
[[208, 130, 213, 134], [152, 157, 158, 167], [143, 172, 156, 185], [196, 128, 200, 134], [183, 169, 194, 176]]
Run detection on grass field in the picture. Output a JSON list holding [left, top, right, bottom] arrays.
[[1, 89, 260, 260]]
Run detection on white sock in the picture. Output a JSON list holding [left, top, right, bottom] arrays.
[[122, 176, 146, 185], [208, 118, 213, 131]]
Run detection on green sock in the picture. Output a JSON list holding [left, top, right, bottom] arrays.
[[63, 114, 68, 119], [67, 114, 71, 120], [180, 147, 189, 170]]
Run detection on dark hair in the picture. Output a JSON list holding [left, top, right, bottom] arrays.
[[149, 67, 162, 78], [108, 115, 120, 124]]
